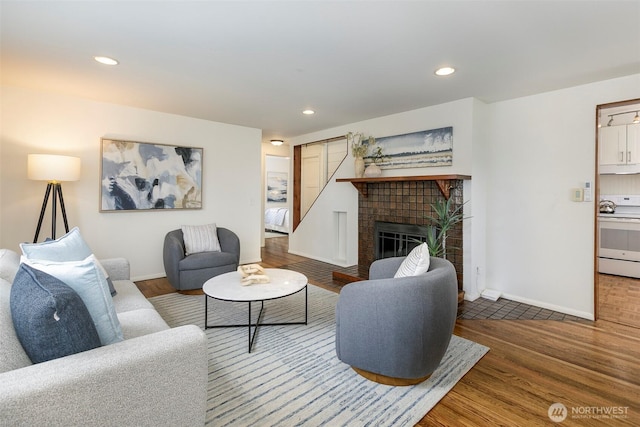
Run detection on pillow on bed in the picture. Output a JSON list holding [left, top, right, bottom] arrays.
[[181, 223, 221, 255]]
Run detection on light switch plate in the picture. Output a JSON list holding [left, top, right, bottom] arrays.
[[572, 188, 584, 202]]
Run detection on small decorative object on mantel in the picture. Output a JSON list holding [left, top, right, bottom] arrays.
[[348, 131, 367, 178], [363, 138, 384, 178], [238, 264, 270, 286]]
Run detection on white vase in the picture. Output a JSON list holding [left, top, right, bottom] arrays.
[[354, 157, 365, 178], [363, 163, 382, 178]]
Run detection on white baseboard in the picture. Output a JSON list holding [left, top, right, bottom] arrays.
[[463, 291, 481, 302], [480, 289, 502, 301], [286, 249, 353, 268], [132, 257, 263, 282], [131, 273, 166, 282], [499, 292, 594, 320]]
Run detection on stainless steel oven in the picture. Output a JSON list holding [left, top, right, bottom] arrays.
[[598, 195, 640, 278]]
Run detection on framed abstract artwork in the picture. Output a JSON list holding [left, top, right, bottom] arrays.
[[100, 138, 203, 211]]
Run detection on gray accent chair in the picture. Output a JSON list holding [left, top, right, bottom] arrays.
[[163, 227, 240, 291], [335, 256, 458, 383]]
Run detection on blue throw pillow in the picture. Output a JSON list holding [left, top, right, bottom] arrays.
[[21, 255, 124, 345], [10, 264, 101, 364], [19, 227, 92, 262], [20, 227, 117, 297]]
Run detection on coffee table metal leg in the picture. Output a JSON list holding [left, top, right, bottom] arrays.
[[248, 300, 265, 353], [204, 286, 306, 352]]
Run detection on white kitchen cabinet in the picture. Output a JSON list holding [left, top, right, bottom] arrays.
[[599, 124, 640, 173], [629, 124, 640, 163]]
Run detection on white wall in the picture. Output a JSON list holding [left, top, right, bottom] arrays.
[[289, 98, 481, 277], [467, 98, 491, 300], [288, 74, 640, 319], [485, 73, 640, 319], [1, 85, 262, 280]]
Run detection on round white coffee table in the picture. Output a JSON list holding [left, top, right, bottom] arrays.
[[203, 268, 308, 352]]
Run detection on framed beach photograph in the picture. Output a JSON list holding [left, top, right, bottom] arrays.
[[266, 171, 288, 203], [100, 138, 203, 211], [365, 126, 453, 169]]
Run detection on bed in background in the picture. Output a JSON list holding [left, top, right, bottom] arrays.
[[265, 207, 289, 233]]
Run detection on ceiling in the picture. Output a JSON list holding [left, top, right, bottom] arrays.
[[2, 1, 640, 144]]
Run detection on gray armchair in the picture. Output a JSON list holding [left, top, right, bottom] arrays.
[[163, 227, 240, 291], [335, 256, 458, 385]]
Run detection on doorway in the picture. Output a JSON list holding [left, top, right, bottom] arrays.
[[595, 98, 640, 328]]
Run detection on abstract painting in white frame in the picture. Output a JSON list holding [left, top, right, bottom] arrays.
[[100, 138, 203, 211]]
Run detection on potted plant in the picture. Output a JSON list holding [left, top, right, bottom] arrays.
[[424, 197, 466, 258], [347, 132, 367, 178]]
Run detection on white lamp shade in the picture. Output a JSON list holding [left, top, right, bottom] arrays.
[[28, 154, 81, 182]]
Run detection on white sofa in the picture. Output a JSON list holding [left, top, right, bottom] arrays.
[[0, 249, 208, 427]]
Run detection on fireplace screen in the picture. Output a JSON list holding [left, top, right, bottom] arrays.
[[374, 221, 433, 260]]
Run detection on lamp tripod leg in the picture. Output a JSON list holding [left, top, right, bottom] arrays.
[[51, 184, 58, 239], [56, 183, 70, 236], [33, 183, 53, 243]]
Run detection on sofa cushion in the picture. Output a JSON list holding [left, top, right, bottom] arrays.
[[111, 280, 155, 313], [0, 277, 32, 373], [19, 227, 92, 262], [181, 223, 221, 255], [117, 308, 169, 340], [22, 255, 124, 345], [10, 264, 101, 364], [394, 243, 431, 278], [0, 248, 20, 283]]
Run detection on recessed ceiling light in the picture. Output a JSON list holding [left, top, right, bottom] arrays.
[[302, 109, 315, 115], [435, 66, 455, 76], [94, 56, 119, 65]]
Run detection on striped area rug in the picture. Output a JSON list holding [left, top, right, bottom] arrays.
[[150, 284, 489, 426]]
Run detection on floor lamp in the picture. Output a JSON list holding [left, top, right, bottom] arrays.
[[28, 154, 81, 243]]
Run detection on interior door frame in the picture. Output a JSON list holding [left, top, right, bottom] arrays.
[[594, 97, 640, 319], [292, 135, 345, 232]]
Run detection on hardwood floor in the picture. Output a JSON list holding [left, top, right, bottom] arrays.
[[136, 237, 640, 426], [599, 273, 640, 329]]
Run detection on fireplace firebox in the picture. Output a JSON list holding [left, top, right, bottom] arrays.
[[374, 221, 433, 260]]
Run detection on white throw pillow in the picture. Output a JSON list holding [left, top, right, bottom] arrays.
[[394, 243, 431, 278], [20, 254, 124, 346], [181, 224, 221, 255]]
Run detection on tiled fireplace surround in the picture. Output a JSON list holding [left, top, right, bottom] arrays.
[[349, 178, 465, 292]]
